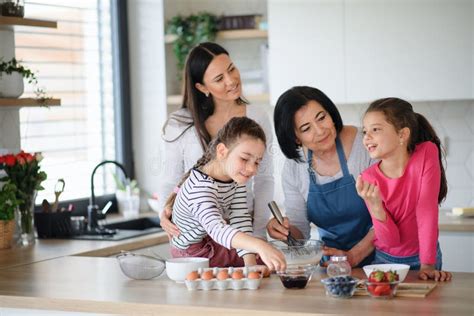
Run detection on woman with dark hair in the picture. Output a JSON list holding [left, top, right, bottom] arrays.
[[158, 42, 274, 239], [267, 86, 376, 267]]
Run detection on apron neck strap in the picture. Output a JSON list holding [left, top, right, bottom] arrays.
[[335, 137, 350, 176]]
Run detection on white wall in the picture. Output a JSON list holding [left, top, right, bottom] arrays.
[[268, 0, 473, 104], [127, 0, 168, 207]]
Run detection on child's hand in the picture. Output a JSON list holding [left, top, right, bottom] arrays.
[[251, 265, 271, 278], [256, 240, 287, 272], [356, 176, 386, 221], [419, 265, 452, 281]]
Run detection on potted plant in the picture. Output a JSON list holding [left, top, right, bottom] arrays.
[[0, 151, 47, 246], [166, 12, 219, 81], [0, 58, 49, 102], [0, 181, 22, 249], [1, 0, 25, 18]]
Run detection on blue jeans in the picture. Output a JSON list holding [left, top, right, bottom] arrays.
[[373, 243, 443, 270]]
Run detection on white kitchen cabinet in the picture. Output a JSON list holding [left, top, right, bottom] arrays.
[[345, 0, 472, 103], [268, 0, 346, 104], [268, 0, 472, 104], [439, 231, 474, 273]]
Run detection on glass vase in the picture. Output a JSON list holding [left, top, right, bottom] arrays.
[[17, 191, 37, 246]]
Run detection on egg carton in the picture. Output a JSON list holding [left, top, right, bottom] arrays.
[[184, 266, 262, 291]]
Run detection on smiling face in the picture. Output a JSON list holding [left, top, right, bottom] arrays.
[[362, 111, 410, 160], [293, 100, 337, 153], [195, 54, 242, 102], [218, 135, 265, 185]]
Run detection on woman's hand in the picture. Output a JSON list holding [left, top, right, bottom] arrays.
[[322, 246, 357, 267], [266, 217, 290, 240], [356, 176, 386, 221], [159, 207, 180, 239], [418, 264, 452, 281]]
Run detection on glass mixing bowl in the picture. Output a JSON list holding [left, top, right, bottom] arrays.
[[271, 239, 324, 266]]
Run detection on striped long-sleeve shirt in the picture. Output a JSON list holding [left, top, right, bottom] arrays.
[[171, 168, 254, 257]]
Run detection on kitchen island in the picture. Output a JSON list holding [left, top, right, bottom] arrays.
[[0, 255, 473, 316], [1, 212, 473, 315]]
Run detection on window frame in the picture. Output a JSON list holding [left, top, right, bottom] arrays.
[[35, 0, 134, 216]]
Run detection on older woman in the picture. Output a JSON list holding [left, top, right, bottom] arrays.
[[267, 86, 375, 267]]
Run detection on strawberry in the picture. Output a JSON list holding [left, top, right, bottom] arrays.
[[384, 270, 399, 282], [373, 284, 391, 296], [368, 270, 385, 282]]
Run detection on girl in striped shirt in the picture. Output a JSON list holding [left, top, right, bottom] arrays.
[[165, 117, 286, 271]]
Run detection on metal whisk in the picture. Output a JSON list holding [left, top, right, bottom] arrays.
[[267, 201, 300, 246]]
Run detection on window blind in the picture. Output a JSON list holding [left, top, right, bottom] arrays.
[[17, 0, 117, 202]]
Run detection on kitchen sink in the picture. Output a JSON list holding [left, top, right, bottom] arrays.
[[70, 216, 163, 241], [103, 216, 161, 230]]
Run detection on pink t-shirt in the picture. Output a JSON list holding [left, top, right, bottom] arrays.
[[361, 141, 440, 264]]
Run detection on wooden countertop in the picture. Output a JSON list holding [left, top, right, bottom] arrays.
[[0, 256, 473, 316], [0, 232, 169, 270], [439, 210, 474, 232]]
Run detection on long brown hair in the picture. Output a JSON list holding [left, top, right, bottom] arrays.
[[366, 97, 447, 204], [164, 116, 266, 211], [165, 42, 248, 150]]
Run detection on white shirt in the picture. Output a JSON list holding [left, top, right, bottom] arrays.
[[281, 130, 376, 239], [157, 105, 274, 238], [172, 168, 253, 257]]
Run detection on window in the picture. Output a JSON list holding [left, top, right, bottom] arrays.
[[17, 0, 122, 203]]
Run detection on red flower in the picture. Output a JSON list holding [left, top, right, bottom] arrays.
[[25, 154, 34, 163], [5, 155, 15, 166], [17, 156, 26, 165]]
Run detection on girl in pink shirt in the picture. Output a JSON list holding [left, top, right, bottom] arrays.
[[356, 97, 451, 281]]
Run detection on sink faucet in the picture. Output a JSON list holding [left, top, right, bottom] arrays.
[[87, 160, 128, 233]]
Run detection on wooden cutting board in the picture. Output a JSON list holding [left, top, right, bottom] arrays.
[[354, 282, 437, 298]]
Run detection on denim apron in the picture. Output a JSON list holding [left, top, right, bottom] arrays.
[[307, 137, 374, 267]]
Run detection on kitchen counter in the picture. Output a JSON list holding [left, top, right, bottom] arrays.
[[0, 231, 168, 270], [0, 256, 473, 316], [439, 210, 474, 232]]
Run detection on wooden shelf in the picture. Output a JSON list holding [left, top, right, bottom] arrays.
[[166, 94, 269, 106], [165, 29, 267, 43], [0, 16, 57, 28], [0, 98, 61, 107]]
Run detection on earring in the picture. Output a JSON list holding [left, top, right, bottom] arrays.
[[205, 92, 209, 97], [400, 141, 404, 146]]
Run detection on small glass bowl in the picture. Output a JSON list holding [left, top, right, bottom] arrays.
[[365, 280, 400, 299], [277, 264, 315, 289], [321, 276, 359, 298]]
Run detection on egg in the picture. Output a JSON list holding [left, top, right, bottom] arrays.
[[248, 271, 261, 279], [201, 270, 214, 280], [186, 271, 199, 281], [231, 270, 244, 280], [217, 269, 230, 280]]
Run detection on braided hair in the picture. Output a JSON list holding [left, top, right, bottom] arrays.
[[164, 116, 266, 211]]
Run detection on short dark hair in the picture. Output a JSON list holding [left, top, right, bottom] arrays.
[[274, 86, 343, 161]]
